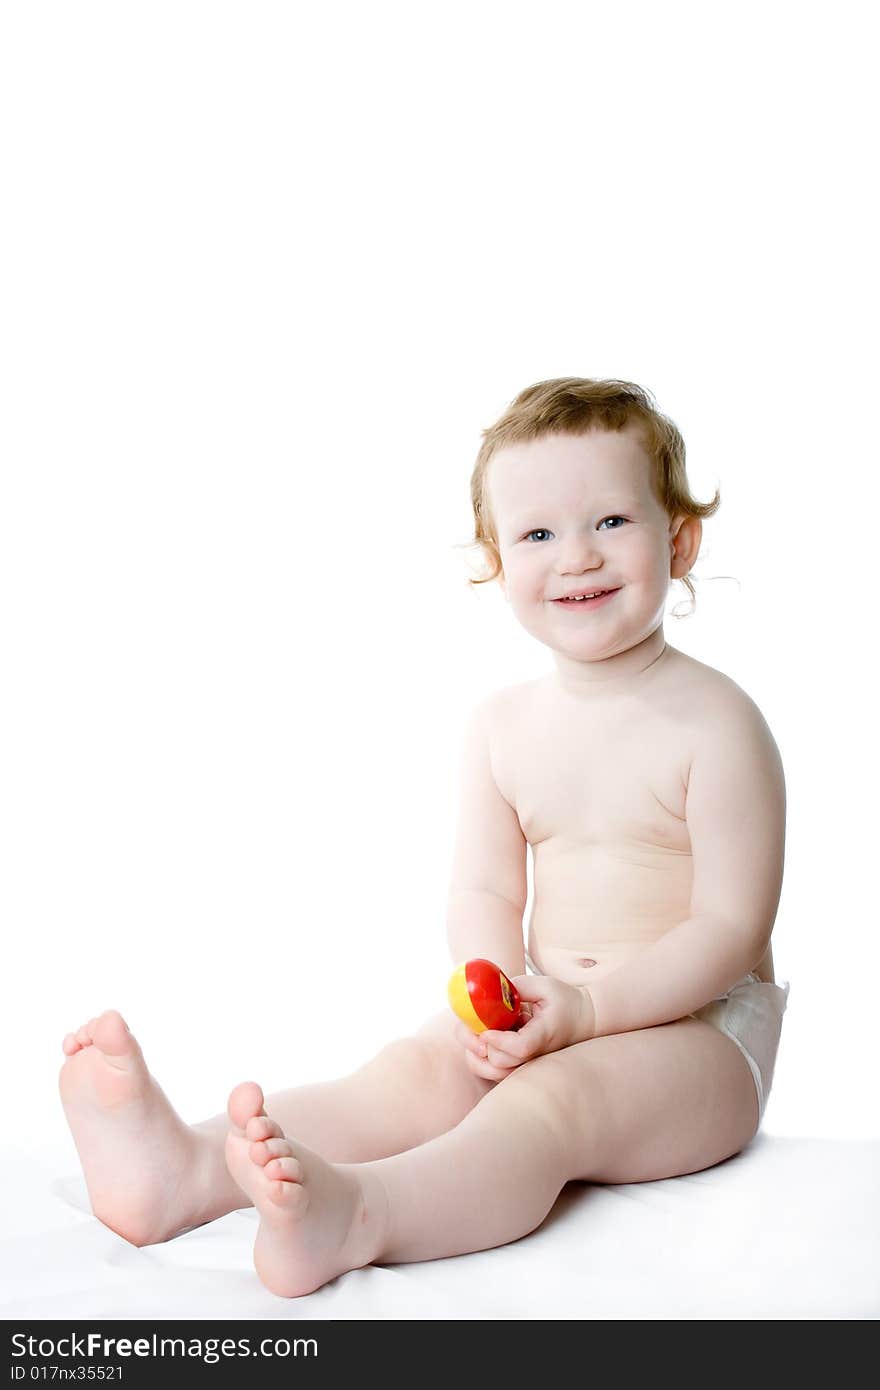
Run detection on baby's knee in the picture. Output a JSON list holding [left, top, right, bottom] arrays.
[[412, 1007, 461, 1047], [363, 1014, 455, 1089], [409, 1009, 497, 1105], [354, 1029, 482, 1141]]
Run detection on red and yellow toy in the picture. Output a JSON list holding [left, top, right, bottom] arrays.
[[447, 958, 523, 1033]]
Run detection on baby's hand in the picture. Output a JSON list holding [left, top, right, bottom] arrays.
[[453, 975, 594, 1079], [472, 975, 595, 1074], [452, 1006, 536, 1082]]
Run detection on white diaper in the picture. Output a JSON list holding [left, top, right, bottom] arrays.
[[691, 972, 791, 1122]]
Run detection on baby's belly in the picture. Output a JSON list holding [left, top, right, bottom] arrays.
[[526, 839, 693, 987]]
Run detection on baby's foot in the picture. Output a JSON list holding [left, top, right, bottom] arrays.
[[225, 1082, 388, 1298], [59, 1009, 233, 1246]]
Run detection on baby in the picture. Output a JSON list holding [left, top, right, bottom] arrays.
[[58, 376, 790, 1299]]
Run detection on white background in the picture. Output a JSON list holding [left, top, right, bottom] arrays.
[[1, 0, 877, 1168]]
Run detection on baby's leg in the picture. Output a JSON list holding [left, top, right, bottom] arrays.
[[58, 1008, 491, 1248], [225, 1044, 589, 1298], [192, 1009, 489, 1161], [226, 1013, 763, 1299]]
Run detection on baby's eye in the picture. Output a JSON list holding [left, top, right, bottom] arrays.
[[521, 517, 628, 542]]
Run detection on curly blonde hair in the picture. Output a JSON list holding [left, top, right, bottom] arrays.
[[459, 376, 720, 615]]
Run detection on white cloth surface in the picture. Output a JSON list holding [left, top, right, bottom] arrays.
[[1, 1135, 878, 1320]]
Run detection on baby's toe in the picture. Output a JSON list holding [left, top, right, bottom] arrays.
[[265, 1156, 303, 1182], [227, 1081, 265, 1132], [246, 1115, 281, 1142], [249, 1136, 293, 1167], [265, 1174, 307, 1209]]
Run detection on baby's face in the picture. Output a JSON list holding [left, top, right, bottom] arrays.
[[487, 425, 694, 662]]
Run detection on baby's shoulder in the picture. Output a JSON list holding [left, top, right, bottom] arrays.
[[669, 651, 776, 751], [475, 677, 543, 728], [673, 649, 764, 710], [461, 680, 543, 753]]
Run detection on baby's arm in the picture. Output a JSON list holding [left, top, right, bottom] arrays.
[[445, 698, 527, 983], [583, 693, 786, 1039]]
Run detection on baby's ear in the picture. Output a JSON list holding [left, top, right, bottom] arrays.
[[670, 515, 702, 579]]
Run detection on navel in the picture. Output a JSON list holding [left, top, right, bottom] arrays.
[[580, 957, 597, 968]]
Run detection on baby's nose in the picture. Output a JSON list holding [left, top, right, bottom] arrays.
[[557, 545, 603, 572], [555, 531, 604, 569]]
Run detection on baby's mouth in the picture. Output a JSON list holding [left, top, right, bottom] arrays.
[[551, 587, 620, 606]]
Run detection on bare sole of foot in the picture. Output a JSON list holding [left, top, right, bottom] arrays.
[[224, 1081, 387, 1298], [59, 1009, 233, 1246]]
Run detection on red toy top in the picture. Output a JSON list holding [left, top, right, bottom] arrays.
[[447, 958, 523, 1033]]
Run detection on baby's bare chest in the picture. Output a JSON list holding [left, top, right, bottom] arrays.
[[489, 682, 694, 854]]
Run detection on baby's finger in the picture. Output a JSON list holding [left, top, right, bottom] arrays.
[[482, 1027, 529, 1060], [500, 1020, 547, 1062], [463, 1046, 514, 1083], [485, 1041, 524, 1074], [478, 1029, 515, 1058]]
